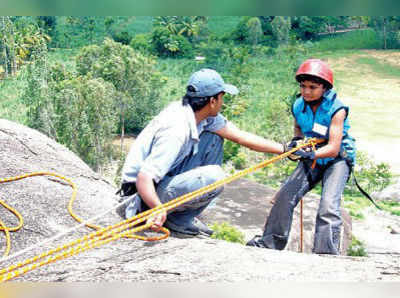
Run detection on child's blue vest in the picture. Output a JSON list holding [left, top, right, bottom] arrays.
[[291, 89, 356, 166]]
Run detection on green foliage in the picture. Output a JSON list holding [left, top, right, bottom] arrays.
[[290, 17, 350, 40], [246, 17, 263, 46], [76, 38, 165, 133], [344, 196, 367, 220], [228, 17, 266, 45], [104, 16, 136, 45], [21, 40, 49, 131], [291, 17, 327, 40], [223, 141, 247, 169], [149, 16, 207, 58], [130, 33, 153, 55], [207, 16, 241, 36], [113, 151, 127, 187], [348, 151, 392, 195], [347, 235, 368, 257], [312, 29, 381, 51], [48, 74, 118, 170], [0, 74, 27, 123], [378, 200, 400, 217], [355, 56, 400, 78], [0, 16, 50, 78], [151, 26, 194, 58], [36, 16, 57, 38], [210, 222, 245, 244], [22, 56, 119, 170], [253, 159, 297, 189], [51, 17, 105, 48], [370, 16, 400, 49], [271, 17, 291, 45]]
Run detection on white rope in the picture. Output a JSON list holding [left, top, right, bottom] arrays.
[[0, 195, 132, 264]]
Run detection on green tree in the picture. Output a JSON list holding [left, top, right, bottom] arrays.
[[76, 38, 165, 149], [271, 16, 291, 45], [246, 17, 263, 46], [104, 16, 136, 45], [0, 16, 17, 77], [22, 55, 119, 170], [21, 39, 49, 131], [0, 17, 50, 78], [150, 16, 206, 57], [371, 16, 400, 49], [49, 74, 119, 170]]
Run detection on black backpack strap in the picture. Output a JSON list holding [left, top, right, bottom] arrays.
[[350, 168, 382, 210]]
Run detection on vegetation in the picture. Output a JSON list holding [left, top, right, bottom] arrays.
[[311, 29, 381, 51], [1, 16, 400, 206], [347, 235, 368, 257], [76, 38, 165, 134], [210, 222, 245, 244]]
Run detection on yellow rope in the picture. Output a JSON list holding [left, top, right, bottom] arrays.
[[0, 138, 323, 282]]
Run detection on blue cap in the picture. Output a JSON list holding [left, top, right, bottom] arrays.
[[186, 69, 239, 98]]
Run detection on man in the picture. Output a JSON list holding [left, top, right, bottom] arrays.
[[118, 68, 284, 236]]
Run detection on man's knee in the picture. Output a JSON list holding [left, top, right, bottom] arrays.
[[201, 165, 225, 185], [186, 165, 225, 208]]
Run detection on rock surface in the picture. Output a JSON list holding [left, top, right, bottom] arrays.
[[374, 178, 400, 202], [201, 178, 352, 255], [0, 119, 399, 282]]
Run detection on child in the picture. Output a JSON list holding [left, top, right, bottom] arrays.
[[247, 59, 356, 255]]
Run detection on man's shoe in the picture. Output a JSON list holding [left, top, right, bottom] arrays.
[[164, 217, 214, 237], [246, 235, 268, 248], [193, 218, 214, 236], [164, 219, 200, 236]]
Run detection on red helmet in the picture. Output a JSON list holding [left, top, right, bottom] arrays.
[[295, 59, 333, 88]]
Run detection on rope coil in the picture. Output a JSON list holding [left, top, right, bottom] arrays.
[[0, 138, 323, 282]]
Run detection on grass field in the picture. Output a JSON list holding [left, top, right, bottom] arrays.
[[319, 50, 400, 175]]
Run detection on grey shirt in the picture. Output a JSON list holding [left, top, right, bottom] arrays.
[[122, 101, 227, 184]]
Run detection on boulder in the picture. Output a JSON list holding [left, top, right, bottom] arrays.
[[0, 119, 398, 282], [374, 178, 400, 202]]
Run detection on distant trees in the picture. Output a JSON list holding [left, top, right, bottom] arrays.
[[22, 38, 164, 169], [130, 16, 207, 58], [22, 40, 119, 170], [371, 16, 400, 49], [230, 16, 356, 46], [0, 16, 16, 77], [76, 38, 165, 135], [0, 16, 49, 78]]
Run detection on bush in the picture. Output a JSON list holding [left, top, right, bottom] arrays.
[[151, 26, 194, 58], [347, 235, 368, 257], [210, 222, 245, 244], [347, 151, 392, 195], [111, 30, 132, 45], [229, 16, 272, 46], [130, 33, 153, 55]]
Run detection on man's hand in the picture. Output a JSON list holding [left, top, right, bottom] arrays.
[[284, 136, 304, 161], [147, 209, 167, 231]]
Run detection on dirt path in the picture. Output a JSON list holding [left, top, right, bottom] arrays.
[[325, 50, 400, 175]]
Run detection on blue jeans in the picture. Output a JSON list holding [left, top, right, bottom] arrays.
[[125, 132, 225, 225], [260, 158, 350, 255]]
